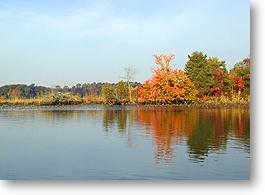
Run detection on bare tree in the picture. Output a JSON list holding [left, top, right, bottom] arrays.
[[121, 66, 136, 103]]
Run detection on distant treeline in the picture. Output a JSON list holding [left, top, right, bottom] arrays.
[[0, 82, 141, 99]]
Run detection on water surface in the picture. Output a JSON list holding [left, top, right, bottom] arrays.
[[0, 105, 250, 179]]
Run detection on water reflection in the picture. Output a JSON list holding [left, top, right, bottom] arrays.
[[0, 109, 100, 121], [0, 106, 250, 163], [135, 107, 250, 162], [100, 106, 250, 162], [102, 109, 128, 132]]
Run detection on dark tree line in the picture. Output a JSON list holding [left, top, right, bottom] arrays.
[[0, 82, 141, 99], [0, 84, 50, 99]]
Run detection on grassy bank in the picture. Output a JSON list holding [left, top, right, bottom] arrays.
[[194, 95, 250, 108], [0, 93, 105, 106], [0, 93, 249, 108]]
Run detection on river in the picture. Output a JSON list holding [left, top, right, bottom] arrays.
[[0, 105, 250, 179]]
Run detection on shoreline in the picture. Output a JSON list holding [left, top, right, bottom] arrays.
[[0, 102, 250, 110]]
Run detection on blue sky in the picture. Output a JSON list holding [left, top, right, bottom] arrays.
[[0, 0, 250, 86]]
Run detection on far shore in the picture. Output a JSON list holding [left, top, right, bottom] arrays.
[[0, 101, 250, 109]]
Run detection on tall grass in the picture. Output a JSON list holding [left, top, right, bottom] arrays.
[[198, 94, 249, 106], [0, 93, 83, 106], [0, 93, 250, 106]]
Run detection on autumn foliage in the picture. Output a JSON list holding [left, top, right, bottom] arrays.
[[138, 54, 198, 103], [0, 52, 250, 105]]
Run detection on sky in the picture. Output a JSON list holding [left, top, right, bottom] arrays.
[[0, 0, 250, 87]]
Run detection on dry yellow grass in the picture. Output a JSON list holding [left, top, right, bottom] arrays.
[[82, 96, 105, 104], [0, 97, 48, 106], [199, 94, 249, 105], [0, 94, 107, 106], [0, 94, 250, 106], [0, 93, 83, 106]]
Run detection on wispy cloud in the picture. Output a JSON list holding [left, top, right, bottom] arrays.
[[0, 0, 250, 85], [0, 2, 191, 42]]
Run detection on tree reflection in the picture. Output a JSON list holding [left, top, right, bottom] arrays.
[[0, 109, 100, 122], [137, 107, 198, 162], [1, 106, 249, 163], [101, 107, 138, 146], [102, 109, 129, 133], [136, 107, 250, 163]]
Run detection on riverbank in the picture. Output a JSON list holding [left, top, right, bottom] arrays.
[[0, 94, 105, 106], [0, 100, 249, 110], [0, 93, 249, 108]]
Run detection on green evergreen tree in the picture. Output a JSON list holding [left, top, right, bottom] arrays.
[[184, 52, 210, 96]]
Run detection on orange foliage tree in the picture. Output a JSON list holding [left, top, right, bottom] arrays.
[[138, 54, 198, 103]]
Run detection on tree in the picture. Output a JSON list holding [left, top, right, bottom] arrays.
[[184, 52, 209, 96], [115, 80, 128, 104], [138, 54, 198, 103], [209, 68, 231, 96], [121, 66, 136, 103], [207, 57, 229, 96], [185, 52, 227, 96], [23, 84, 37, 98], [153, 54, 175, 73], [102, 81, 129, 104], [229, 58, 250, 95], [9, 87, 22, 98], [102, 83, 116, 103]]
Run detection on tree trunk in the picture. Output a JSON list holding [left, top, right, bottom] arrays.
[[128, 84, 132, 103]]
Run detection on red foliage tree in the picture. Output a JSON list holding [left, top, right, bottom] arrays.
[[209, 69, 230, 96], [231, 75, 244, 95]]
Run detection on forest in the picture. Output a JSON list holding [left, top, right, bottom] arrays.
[[0, 51, 250, 106]]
